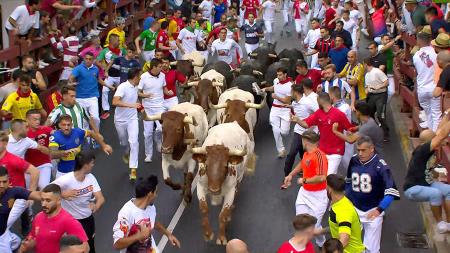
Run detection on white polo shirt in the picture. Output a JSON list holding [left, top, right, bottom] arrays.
[[7, 134, 38, 158], [114, 81, 139, 122], [273, 78, 293, 106], [5, 5, 40, 35], [138, 72, 166, 109], [177, 28, 198, 55], [292, 92, 319, 134]]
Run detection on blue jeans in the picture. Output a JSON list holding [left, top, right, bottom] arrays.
[[404, 182, 450, 206]]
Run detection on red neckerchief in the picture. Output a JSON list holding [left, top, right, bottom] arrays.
[[279, 77, 292, 84], [16, 88, 32, 101], [109, 46, 121, 56], [25, 5, 35, 15]]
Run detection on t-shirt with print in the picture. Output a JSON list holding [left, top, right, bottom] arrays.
[[49, 128, 87, 173], [52, 172, 101, 219], [25, 126, 53, 166], [7, 134, 38, 159], [140, 29, 159, 51], [0, 187, 30, 235], [177, 28, 199, 55], [277, 241, 315, 253], [403, 141, 435, 191], [97, 47, 127, 77], [112, 57, 141, 83], [413, 46, 437, 91], [113, 199, 157, 253]]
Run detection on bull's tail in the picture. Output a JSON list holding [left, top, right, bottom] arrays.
[[245, 153, 257, 176]]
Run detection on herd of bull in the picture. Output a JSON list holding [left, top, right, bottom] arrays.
[[143, 44, 305, 245]]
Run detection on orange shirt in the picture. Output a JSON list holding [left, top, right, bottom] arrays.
[[298, 147, 328, 191]]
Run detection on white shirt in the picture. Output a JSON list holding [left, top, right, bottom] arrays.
[[7, 134, 38, 158], [273, 78, 293, 106], [335, 99, 352, 121], [138, 72, 166, 108], [413, 46, 437, 92], [292, 92, 319, 134], [177, 28, 199, 54], [114, 81, 139, 121], [262, 1, 277, 21], [342, 18, 357, 36], [210, 38, 242, 65], [113, 200, 157, 253], [349, 9, 361, 24], [322, 78, 352, 98], [365, 67, 388, 93], [199, 0, 213, 18], [303, 28, 321, 49], [0, 82, 18, 103], [5, 5, 40, 35], [52, 172, 101, 220]]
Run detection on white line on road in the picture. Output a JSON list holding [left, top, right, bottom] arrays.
[[157, 174, 199, 253]]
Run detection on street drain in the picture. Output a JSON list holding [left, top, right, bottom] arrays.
[[396, 232, 430, 249]]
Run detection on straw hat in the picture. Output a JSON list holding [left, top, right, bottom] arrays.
[[420, 25, 432, 35], [431, 33, 450, 49], [404, 0, 418, 4]]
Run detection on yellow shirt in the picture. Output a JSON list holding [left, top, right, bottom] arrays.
[[142, 62, 151, 73], [340, 62, 366, 100], [2, 91, 43, 120], [104, 28, 126, 48], [159, 18, 179, 41]]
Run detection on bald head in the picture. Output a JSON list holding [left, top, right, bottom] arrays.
[[437, 50, 450, 68], [226, 239, 249, 253], [347, 50, 358, 64], [419, 129, 436, 143]]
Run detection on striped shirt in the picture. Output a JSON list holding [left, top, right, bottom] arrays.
[[50, 35, 80, 68], [314, 38, 335, 54], [48, 102, 90, 129], [339, 62, 366, 100]]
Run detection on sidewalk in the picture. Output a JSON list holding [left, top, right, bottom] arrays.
[[390, 96, 450, 253]]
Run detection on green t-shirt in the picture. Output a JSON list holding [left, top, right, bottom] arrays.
[[329, 197, 365, 253], [412, 5, 427, 28], [140, 29, 158, 51], [97, 47, 127, 63], [384, 48, 394, 74]]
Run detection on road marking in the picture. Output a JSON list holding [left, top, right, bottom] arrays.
[[157, 174, 199, 253]]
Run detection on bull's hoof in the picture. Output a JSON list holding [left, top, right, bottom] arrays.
[[216, 236, 228, 245], [183, 191, 193, 204], [203, 232, 214, 242]]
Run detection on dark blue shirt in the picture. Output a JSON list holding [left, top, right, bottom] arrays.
[[345, 154, 400, 212], [72, 62, 100, 98], [112, 57, 141, 83], [240, 23, 263, 45], [431, 18, 450, 38], [49, 128, 87, 173], [329, 46, 350, 73], [214, 3, 227, 24], [0, 187, 30, 234]]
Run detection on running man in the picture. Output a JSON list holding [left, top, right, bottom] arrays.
[[240, 13, 264, 56], [260, 0, 277, 45], [135, 21, 160, 62], [210, 28, 243, 68]]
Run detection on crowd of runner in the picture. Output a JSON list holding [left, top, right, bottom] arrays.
[[0, 0, 449, 253]]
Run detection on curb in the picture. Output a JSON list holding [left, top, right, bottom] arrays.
[[389, 96, 450, 253]]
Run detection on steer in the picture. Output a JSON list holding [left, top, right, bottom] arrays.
[[209, 88, 265, 140], [191, 122, 255, 245], [143, 102, 208, 203]]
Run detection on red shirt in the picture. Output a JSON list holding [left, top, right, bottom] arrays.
[[29, 209, 88, 253], [293, 1, 309, 19], [314, 38, 335, 54], [172, 17, 185, 40], [277, 241, 315, 253], [323, 7, 336, 30], [304, 107, 353, 155], [157, 30, 171, 56], [25, 126, 53, 166], [207, 25, 225, 43], [295, 69, 322, 91], [45, 91, 62, 115], [0, 152, 29, 187], [41, 0, 58, 17], [242, 0, 260, 19], [163, 69, 187, 99]]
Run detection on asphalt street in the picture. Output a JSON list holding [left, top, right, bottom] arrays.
[[21, 14, 433, 253]]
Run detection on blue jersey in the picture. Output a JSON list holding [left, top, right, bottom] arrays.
[[0, 187, 30, 234], [112, 57, 141, 83], [49, 128, 87, 173], [345, 154, 400, 212]]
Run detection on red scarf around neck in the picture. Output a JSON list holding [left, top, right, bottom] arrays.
[[16, 88, 32, 101], [109, 46, 121, 56]]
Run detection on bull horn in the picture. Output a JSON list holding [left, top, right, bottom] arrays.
[[246, 92, 266, 109], [268, 53, 277, 58], [228, 146, 247, 156], [280, 58, 290, 61], [191, 147, 207, 154], [260, 81, 267, 85], [212, 81, 223, 87], [252, 70, 263, 76], [208, 100, 227, 110], [187, 81, 199, 86], [170, 61, 178, 66], [183, 116, 197, 126], [250, 52, 258, 57], [143, 112, 162, 121]]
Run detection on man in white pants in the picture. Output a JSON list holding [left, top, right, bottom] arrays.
[[138, 58, 174, 163], [0, 167, 41, 253], [240, 13, 264, 55], [113, 68, 142, 181], [293, 0, 310, 39], [260, 0, 276, 45], [281, 130, 328, 247], [303, 18, 321, 68], [262, 68, 293, 158], [413, 32, 441, 132], [346, 136, 400, 253], [280, 0, 293, 37]]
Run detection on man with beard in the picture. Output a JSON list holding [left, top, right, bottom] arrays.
[[210, 28, 243, 67], [18, 184, 89, 253], [113, 175, 180, 253]]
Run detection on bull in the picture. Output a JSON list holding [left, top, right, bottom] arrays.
[[231, 62, 265, 106], [191, 122, 255, 245], [143, 102, 208, 203], [209, 88, 265, 140], [247, 43, 278, 73], [202, 61, 233, 89]]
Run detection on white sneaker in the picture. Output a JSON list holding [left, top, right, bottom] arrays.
[[361, 28, 369, 37], [144, 155, 152, 163], [436, 221, 448, 234], [419, 121, 429, 129], [419, 110, 427, 122], [278, 149, 287, 158]]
